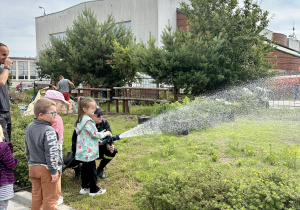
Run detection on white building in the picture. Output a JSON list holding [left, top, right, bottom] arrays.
[[8, 57, 39, 87], [35, 0, 190, 55]]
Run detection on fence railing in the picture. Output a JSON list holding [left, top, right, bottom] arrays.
[[268, 84, 300, 108], [75, 88, 111, 112], [113, 87, 171, 114]]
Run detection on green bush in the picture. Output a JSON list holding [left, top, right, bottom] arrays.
[[9, 90, 33, 104], [135, 166, 300, 210], [11, 103, 33, 186], [152, 97, 190, 116], [226, 169, 300, 210]]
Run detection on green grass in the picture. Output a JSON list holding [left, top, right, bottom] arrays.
[[59, 108, 300, 209]]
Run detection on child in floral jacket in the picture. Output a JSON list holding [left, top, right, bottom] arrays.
[[75, 97, 111, 197]]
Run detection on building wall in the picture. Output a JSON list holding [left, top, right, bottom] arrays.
[[177, 12, 188, 31], [287, 38, 300, 51], [35, 0, 190, 55], [157, 0, 189, 45], [267, 50, 300, 71], [260, 29, 273, 40], [273, 33, 287, 46]]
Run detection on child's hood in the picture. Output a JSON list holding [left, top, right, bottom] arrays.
[[76, 115, 95, 134]]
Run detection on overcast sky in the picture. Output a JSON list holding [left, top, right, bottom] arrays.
[[1, 0, 299, 57]]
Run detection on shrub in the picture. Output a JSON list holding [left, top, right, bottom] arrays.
[[135, 166, 231, 209], [11, 103, 32, 187], [226, 169, 300, 209], [159, 136, 177, 158], [135, 166, 300, 209], [152, 97, 190, 116], [9, 90, 33, 104]]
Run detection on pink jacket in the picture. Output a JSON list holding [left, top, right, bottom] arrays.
[[52, 115, 64, 144]]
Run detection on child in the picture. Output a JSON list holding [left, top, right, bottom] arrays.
[[25, 98, 61, 210], [45, 90, 70, 206], [0, 125, 18, 210], [75, 97, 111, 197]]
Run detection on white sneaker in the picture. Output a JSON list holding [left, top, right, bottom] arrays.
[[79, 188, 90, 194], [57, 196, 63, 206], [89, 188, 106, 197]]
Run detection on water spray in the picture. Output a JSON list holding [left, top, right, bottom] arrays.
[[118, 79, 274, 139]]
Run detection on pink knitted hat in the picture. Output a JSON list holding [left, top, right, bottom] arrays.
[[45, 90, 70, 104]]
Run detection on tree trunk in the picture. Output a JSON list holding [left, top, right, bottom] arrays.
[[126, 81, 132, 114], [174, 86, 179, 101]]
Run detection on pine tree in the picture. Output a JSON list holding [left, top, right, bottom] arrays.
[[36, 45, 70, 83], [133, 25, 210, 100], [38, 8, 133, 89], [180, 0, 276, 91], [111, 40, 140, 88]]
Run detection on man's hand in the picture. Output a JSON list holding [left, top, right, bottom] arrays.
[[106, 144, 114, 153], [51, 173, 59, 182], [4, 58, 12, 67]]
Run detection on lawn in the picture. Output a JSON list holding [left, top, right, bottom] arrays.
[[9, 89, 300, 209], [58, 107, 300, 209]]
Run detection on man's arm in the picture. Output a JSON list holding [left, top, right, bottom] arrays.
[[0, 58, 12, 86], [0, 68, 9, 86], [101, 119, 112, 133], [68, 80, 75, 89], [56, 81, 60, 91]]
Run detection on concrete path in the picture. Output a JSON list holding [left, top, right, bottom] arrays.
[[7, 191, 74, 210]]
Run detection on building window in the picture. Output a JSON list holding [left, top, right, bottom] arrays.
[[11, 61, 16, 79], [18, 61, 28, 79], [51, 32, 67, 40], [30, 62, 38, 79]]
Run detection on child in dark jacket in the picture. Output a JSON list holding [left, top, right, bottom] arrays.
[[0, 125, 18, 209]]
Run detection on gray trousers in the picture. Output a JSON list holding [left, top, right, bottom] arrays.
[[0, 111, 11, 142]]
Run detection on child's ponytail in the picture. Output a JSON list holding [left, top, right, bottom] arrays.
[[75, 97, 96, 125]]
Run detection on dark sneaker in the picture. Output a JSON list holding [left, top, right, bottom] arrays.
[[97, 169, 106, 179]]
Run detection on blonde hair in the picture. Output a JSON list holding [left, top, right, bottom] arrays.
[[75, 97, 96, 125], [34, 98, 56, 117], [0, 125, 4, 142]]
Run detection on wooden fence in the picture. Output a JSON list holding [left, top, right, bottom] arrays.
[[75, 88, 111, 112], [113, 87, 170, 114]]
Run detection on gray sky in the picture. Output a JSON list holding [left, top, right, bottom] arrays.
[[1, 0, 299, 57]]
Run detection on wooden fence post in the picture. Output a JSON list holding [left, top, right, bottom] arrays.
[[107, 90, 110, 113], [115, 88, 119, 113]]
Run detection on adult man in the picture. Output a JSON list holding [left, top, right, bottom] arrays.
[[71, 108, 119, 179], [57, 75, 75, 114], [0, 43, 13, 142]]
